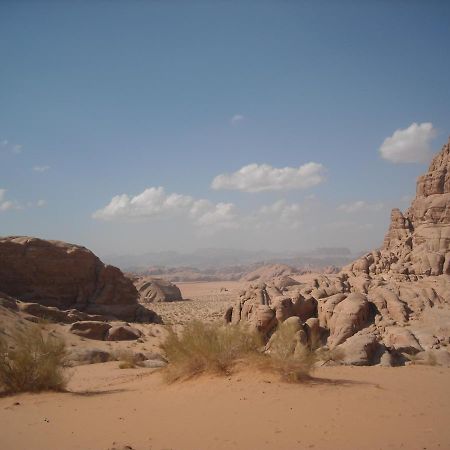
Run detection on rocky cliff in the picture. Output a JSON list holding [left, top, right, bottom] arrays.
[[0, 236, 159, 322], [348, 137, 450, 277], [226, 138, 450, 366]]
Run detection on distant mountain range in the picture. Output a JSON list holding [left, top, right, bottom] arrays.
[[104, 247, 357, 273]]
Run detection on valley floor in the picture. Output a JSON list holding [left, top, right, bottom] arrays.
[[0, 363, 449, 450]]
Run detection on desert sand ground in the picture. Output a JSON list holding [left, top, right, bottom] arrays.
[[2, 279, 450, 450], [0, 362, 449, 450], [149, 281, 243, 324]]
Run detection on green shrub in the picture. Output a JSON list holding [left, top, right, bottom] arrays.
[[161, 320, 263, 381], [0, 326, 68, 394]]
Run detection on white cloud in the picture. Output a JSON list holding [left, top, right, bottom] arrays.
[[256, 199, 304, 229], [33, 165, 50, 172], [37, 199, 47, 207], [0, 139, 23, 154], [379, 122, 437, 163], [0, 189, 19, 212], [230, 114, 244, 125], [211, 162, 326, 193], [92, 186, 237, 232], [337, 200, 384, 213]]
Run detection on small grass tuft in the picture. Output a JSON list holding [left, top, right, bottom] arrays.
[[262, 321, 316, 382], [0, 326, 68, 394], [115, 349, 138, 369]]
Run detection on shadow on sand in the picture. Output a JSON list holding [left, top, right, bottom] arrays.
[[301, 375, 381, 389], [66, 388, 127, 397]]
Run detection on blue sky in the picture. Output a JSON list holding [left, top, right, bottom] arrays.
[[1, 1, 450, 257]]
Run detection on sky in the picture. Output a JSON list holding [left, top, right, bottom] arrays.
[[1, 0, 450, 258]]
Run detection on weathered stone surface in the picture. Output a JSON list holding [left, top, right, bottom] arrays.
[[18, 302, 107, 324], [337, 330, 382, 365], [69, 321, 112, 340], [106, 325, 142, 341], [383, 326, 423, 354], [68, 348, 113, 365], [0, 292, 18, 311], [347, 138, 450, 277], [0, 236, 160, 322], [328, 293, 371, 347], [132, 276, 183, 303]]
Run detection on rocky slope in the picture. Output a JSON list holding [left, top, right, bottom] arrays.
[[0, 236, 160, 322], [226, 138, 450, 366]]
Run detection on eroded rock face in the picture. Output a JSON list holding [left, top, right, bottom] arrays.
[[328, 293, 371, 348], [69, 321, 112, 340], [106, 325, 142, 341], [347, 138, 450, 278], [0, 236, 159, 322], [131, 276, 183, 303], [225, 138, 450, 365]]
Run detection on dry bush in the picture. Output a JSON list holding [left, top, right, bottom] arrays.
[[0, 326, 68, 394], [161, 319, 331, 383], [315, 346, 345, 365], [161, 320, 263, 381], [262, 321, 316, 382], [115, 349, 137, 369]]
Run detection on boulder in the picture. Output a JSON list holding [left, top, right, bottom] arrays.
[[132, 276, 183, 303], [337, 331, 382, 365], [106, 325, 142, 341], [69, 321, 112, 340], [328, 293, 371, 347], [383, 326, 423, 354]]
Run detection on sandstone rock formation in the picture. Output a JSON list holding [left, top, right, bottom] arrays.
[[0, 236, 160, 322], [241, 264, 298, 282], [226, 138, 450, 366], [347, 137, 450, 278], [131, 276, 183, 303]]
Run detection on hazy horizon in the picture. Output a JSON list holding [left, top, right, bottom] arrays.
[[1, 1, 450, 258]]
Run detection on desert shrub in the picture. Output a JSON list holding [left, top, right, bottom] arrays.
[[115, 349, 137, 369], [0, 326, 68, 394], [161, 320, 263, 381], [263, 322, 316, 382], [315, 346, 345, 365]]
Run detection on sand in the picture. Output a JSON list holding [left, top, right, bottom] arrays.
[[1, 363, 449, 450], [149, 281, 243, 325], [1, 279, 450, 450]]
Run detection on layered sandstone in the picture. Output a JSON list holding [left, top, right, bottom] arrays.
[[0, 236, 160, 322], [348, 137, 450, 277], [131, 276, 183, 303]]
